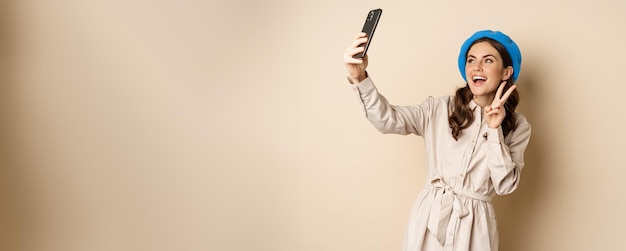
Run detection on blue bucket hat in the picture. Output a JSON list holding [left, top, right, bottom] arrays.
[[458, 30, 522, 82]]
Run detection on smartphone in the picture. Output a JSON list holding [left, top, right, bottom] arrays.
[[353, 8, 382, 58]]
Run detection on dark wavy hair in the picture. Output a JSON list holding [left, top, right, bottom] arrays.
[[448, 37, 519, 140]]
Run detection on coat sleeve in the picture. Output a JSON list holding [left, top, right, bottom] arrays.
[[486, 113, 532, 195], [350, 77, 432, 136]]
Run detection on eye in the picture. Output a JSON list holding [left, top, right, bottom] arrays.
[[467, 58, 475, 64], [485, 58, 494, 63]]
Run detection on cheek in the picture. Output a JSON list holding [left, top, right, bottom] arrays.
[[487, 67, 505, 79]]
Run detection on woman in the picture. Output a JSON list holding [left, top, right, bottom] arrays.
[[343, 30, 532, 250]]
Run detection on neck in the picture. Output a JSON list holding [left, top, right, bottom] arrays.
[[473, 94, 495, 108]]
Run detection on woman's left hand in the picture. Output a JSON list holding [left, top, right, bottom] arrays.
[[485, 82, 517, 128]]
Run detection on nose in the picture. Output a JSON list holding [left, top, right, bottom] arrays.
[[473, 61, 483, 71]]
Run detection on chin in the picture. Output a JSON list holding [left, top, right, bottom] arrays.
[[470, 88, 495, 98], [471, 84, 498, 94]]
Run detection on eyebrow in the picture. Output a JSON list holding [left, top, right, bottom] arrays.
[[468, 54, 497, 59]]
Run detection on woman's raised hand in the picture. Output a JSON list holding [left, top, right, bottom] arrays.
[[343, 32, 369, 83], [484, 82, 517, 128]]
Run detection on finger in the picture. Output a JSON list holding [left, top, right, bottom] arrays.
[[343, 50, 365, 64], [344, 54, 363, 64], [486, 111, 499, 117], [495, 81, 506, 99], [345, 58, 363, 65], [499, 84, 517, 103], [344, 46, 365, 59], [351, 37, 368, 49], [354, 32, 367, 39], [485, 107, 500, 116], [349, 45, 366, 54]]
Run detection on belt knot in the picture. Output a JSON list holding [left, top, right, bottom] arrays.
[[426, 178, 493, 246]]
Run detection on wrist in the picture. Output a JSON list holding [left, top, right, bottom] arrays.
[[349, 71, 368, 84]]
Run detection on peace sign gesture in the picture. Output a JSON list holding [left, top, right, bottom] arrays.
[[484, 82, 517, 128]]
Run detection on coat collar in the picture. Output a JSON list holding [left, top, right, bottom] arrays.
[[469, 99, 479, 111]]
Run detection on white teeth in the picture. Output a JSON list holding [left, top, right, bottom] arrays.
[[473, 76, 487, 81]]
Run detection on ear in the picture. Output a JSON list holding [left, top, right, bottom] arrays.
[[502, 66, 514, 81]]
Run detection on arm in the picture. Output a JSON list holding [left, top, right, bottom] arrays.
[[350, 78, 430, 135], [343, 33, 431, 135], [487, 114, 532, 195]]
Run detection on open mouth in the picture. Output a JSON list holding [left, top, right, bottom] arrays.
[[472, 76, 487, 84]]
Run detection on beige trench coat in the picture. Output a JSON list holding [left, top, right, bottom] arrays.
[[350, 77, 531, 251]]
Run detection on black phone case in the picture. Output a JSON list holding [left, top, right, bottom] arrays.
[[354, 9, 382, 58]]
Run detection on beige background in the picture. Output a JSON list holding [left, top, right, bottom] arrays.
[[2, 0, 625, 250]]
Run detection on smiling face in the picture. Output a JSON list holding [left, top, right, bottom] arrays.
[[465, 41, 513, 105]]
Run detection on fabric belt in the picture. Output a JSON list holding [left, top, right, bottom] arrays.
[[426, 179, 494, 246]]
